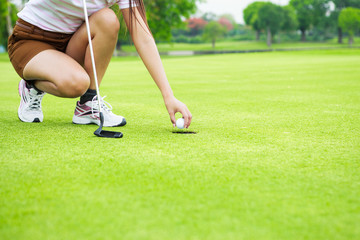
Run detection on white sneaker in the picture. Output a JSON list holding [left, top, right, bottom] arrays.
[[18, 79, 45, 123], [72, 95, 126, 127]]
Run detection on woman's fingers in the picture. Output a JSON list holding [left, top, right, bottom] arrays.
[[180, 106, 192, 128], [169, 112, 176, 127], [185, 108, 192, 128]]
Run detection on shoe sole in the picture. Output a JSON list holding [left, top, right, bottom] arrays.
[[18, 115, 41, 123], [72, 116, 126, 127]]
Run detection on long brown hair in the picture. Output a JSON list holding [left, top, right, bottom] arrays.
[[128, 0, 152, 36]]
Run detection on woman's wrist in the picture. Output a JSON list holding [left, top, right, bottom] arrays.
[[162, 90, 174, 101]]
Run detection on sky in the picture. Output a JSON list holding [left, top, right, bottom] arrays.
[[197, 0, 290, 24]]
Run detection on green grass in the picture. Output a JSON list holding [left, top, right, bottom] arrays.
[[120, 38, 360, 52], [1, 49, 360, 239]]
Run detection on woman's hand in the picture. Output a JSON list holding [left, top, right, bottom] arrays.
[[164, 96, 192, 128]]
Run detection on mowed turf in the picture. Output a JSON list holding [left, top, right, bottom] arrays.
[[122, 38, 360, 52], [0, 49, 359, 239]]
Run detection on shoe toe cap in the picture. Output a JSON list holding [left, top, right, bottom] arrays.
[[119, 118, 126, 126], [103, 117, 126, 127]]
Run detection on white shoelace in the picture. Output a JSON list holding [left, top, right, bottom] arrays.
[[28, 91, 44, 111], [91, 95, 113, 117]]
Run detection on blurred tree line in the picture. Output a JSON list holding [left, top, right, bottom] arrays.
[[168, 0, 360, 48], [171, 13, 237, 48], [244, 0, 360, 46]]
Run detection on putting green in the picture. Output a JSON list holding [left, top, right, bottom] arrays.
[[0, 49, 359, 239]]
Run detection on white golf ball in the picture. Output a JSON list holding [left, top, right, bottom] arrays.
[[176, 118, 185, 129]]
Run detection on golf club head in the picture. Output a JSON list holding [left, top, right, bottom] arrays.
[[94, 112, 123, 138]]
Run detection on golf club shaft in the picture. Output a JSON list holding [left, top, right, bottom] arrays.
[[82, 0, 102, 113]]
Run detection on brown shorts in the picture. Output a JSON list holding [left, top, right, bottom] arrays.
[[8, 18, 73, 79]]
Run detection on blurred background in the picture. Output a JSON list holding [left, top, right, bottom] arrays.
[[1, 0, 360, 53]]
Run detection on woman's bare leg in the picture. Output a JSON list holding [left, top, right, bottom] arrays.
[[23, 8, 119, 97], [23, 50, 90, 97], [66, 8, 119, 90]]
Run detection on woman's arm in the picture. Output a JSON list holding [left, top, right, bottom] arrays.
[[121, 8, 192, 128]]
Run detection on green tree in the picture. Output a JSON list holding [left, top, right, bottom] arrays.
[[243, 1, 266, 40], [258, 2, 284, 47], [281, 5, 298, 32], [112, 0, 201, 50], [290, 0, 314, 41], [332, 0, 360, 43], [202, 21, 227, 49], [290, 0, 330, 42], [143, 0, 200, 42], [312, 0, 331, 26], [0, 0, 17, 49], [338, 7, 360, 45]]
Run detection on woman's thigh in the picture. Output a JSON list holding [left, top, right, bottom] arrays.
[[65, 8, 119, 66], [23, 49, 90, 97], [23, 49, 87, 82]]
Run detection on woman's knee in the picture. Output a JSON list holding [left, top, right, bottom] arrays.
[[57, 71, 90, 98], [92, 8, 120, 36]]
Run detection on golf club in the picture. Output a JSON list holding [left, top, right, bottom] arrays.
[[82, 0, 123, 138]]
